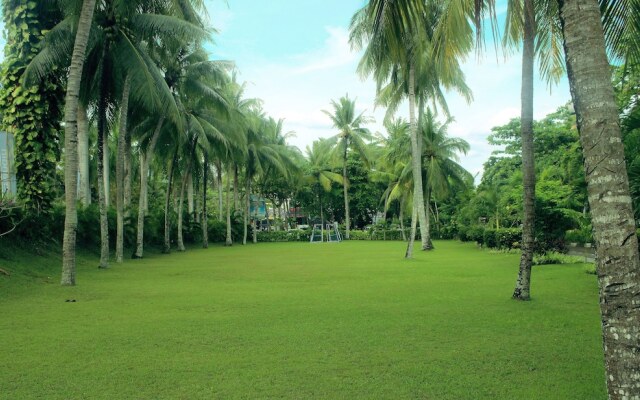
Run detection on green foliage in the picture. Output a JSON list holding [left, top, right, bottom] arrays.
[[565, 227, 593, 244], [533, 252, 585, 266], [0, 0, 63, 213]]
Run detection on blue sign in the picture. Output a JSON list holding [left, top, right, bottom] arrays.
[[0, 132, 16, 197]]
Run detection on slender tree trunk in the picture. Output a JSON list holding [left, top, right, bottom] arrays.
[[124, 126, 132, 218], [225, 164, 233, 246], [103, 128, 110, 207], [176, 171, 189, 252], [61, 0, 96, 285], [116, 74, 131, 263], [234, 164, 240, 211], [187, 173, 194, 216], [424, 185, 434, 249], [97, 105, 109, 269], [202, 155, 209, 248], [343, 143, 350, 239], [77, 103, 90, 206], [133, 117, 165, 258], [320, 194, 324, 242], [253, 205, 258, 244], [513, 0, 536, 300], [217, 161, 223, 220], [559, 1, 640, 397], [407, 62, 429, 257], [177, 140, 196, 252], [405, 204, 418, 258], [96, 44, 111, 269], [243, 178, 250, 245], [163, 148, 178, 254], [400, 202, 407, 241]]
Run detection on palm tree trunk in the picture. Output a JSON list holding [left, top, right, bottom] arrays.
[[202, 154, 209, 248], [97, 106, 109, 269], [424, 186, 434, 249], [405, 204, 418, 258], [116, 74, 131, 263], [176, 171, 189, 252], [343, 144, 350, 239], [133, 117, 165, 259], [234, 164, 240, 210], [513, 0, 536, 300], [77, 103, 90, 206], [96, 44, 110, 269], [163, 148, 178, 253], [559, 1, 640, 397], [217, 161, 223, 220], [400, 202, 406, 241], [187, 173, 194, 216], [124, 126, 132, 218], [225, 164, 233, 246], [320, 194, 324, 242], [243, 178, 250, 245], [103, 128, 110, 207], [407, 62, 429, 257], [177, 139, 197, 252], [61, 0, 96, 285]]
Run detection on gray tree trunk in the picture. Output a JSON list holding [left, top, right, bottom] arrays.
[[77, 103, 90, 206], [225, 165, 233, 246], [405, 204, 418, 258], [97, 104, 109, 269], [513, 0, 536, 300], [163, 149, 178, 253], [103, 129, 110, 207], [243, 178, 250, 245], [116, 74, 131, 263], [234, 164, 239, 210], [177, 142, 196, 252], [217, 162, 223, 220], [202, 155, 209, 248], [124, 126, 132, 218], [558, 0, 640, 397], [342, 143, 350, 239], [187, 173, 194, 215], [406, 63, 429, 257], [133, 117, 165, 258], [61, 0, 96, 285]]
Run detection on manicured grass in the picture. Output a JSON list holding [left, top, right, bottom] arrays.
[[1, 241, 606, 399]]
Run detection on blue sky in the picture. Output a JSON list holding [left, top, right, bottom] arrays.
[[0, 1, 572, 179], [202, 0, 572, 179]]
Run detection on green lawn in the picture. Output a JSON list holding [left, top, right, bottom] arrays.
[[0, 241, 606, 399]]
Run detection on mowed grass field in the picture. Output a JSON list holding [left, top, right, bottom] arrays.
[[0, 241, 606, 399]]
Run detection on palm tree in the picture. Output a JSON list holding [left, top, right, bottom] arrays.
[[61, 0, 97, 286], [322, 95, 372, 239], [558, 0, 640, 397], [304, 139, 344, 239], [350, 0, 473, 256], [420, 109, 472, 249], [503, 0, 564, 300]]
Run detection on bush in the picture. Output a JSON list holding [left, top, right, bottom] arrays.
[[466, 226, 485, 246], [565, 226, 593, 244], [257, 229, 311, 242], [495, 228, 522, 250], [483, 229, 497, 249], [533, 252, 585, 265]]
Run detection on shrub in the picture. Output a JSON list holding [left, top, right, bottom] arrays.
[[495, 228, 522, 250], [483, 229, 497, 249], [466, 226, 485, 246]]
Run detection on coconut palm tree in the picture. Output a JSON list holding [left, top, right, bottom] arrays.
[[558, 0, 640, 396], [419, 109, 472, 248], [304, 139, 344, 239], [350, 0, 474, 256], [61, 0, 97, 285], [322, 95, 372, 239]]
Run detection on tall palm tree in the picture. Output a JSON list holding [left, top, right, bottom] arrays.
[[558, 0, 640, 396], [61, 0, 97, 286], [503, 0, 564, 300], [420, 109, 472, 248], [304, 139, 344, 239], [322, 95, 372, 239], [350, 0, 473, 256]]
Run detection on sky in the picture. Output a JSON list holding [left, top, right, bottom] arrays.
[[201, 0, 572, 180], [0, 1, 572, 180]]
